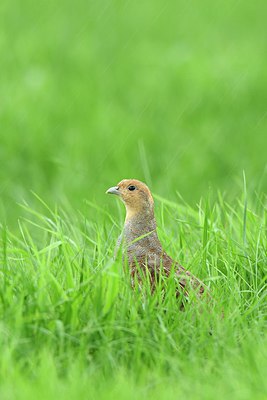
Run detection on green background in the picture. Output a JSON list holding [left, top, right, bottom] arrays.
[[1, 0, 267, 221], [0, 1, 267, 400]]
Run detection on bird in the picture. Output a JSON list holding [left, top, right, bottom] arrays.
[[106, 179, 207, 303]]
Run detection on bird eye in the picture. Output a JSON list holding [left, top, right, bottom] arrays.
[[128, 185, 136, 191]]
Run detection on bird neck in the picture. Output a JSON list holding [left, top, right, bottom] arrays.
[[125, 204, 155, 226], [123, 206, 159, 244]]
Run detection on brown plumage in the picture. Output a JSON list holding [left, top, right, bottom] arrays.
[[106, 179, 207, 301]]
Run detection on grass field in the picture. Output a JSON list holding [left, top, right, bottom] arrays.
[[0, 0, 267, 399]]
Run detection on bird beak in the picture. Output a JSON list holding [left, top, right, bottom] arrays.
[[106, 186, 120, 196]]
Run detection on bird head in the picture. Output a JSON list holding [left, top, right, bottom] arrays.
[[106, 179, 154, 221]]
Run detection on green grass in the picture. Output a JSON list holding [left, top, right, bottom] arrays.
[[0, 189, 266, 400], [1, 0, 267, 398]]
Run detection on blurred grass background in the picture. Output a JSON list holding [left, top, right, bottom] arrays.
[[0, 2, 267, 399], [1, 0, 267, 223]]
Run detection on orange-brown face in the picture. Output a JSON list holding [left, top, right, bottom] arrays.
[[106, 179, 154, 219]]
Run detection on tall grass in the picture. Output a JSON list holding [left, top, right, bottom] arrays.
[[0, 189, 266, 399]]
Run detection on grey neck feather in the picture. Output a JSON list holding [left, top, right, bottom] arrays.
[[124, 212, 157, 241], [115, 208, 163, 261]]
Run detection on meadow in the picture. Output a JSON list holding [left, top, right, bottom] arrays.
[[0, 0, 267, 399]]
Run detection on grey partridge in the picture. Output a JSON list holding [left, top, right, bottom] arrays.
[[106, 179, 207, 301]]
